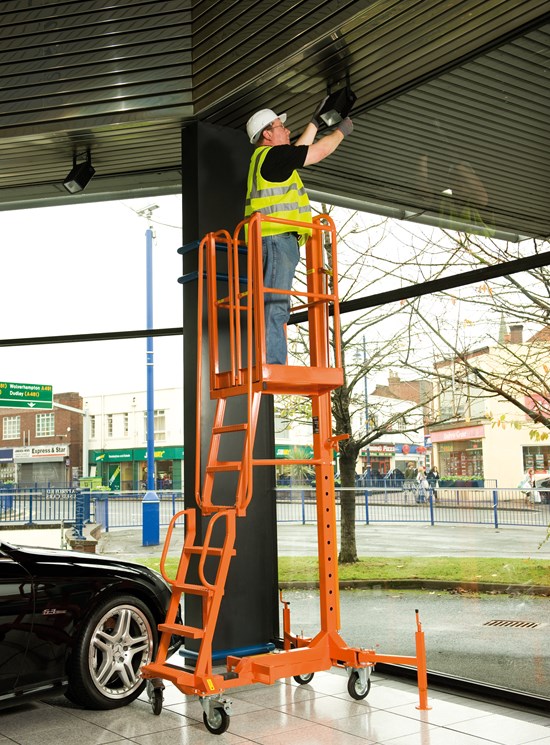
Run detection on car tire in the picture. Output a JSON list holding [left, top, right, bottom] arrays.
[[66, 594, 157, 709]]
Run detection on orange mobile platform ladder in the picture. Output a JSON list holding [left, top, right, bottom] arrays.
[[141, 212, 430, 734]]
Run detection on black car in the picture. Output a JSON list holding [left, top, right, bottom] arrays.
[[0, 540, 177, 710]]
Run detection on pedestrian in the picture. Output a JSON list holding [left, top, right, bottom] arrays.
[[519, 467, 535, 503], [402, 461, 418, 503], [427, 465, 440, 501], [245, 103, 353, 364], [416, 466, 429, 503], [404, 461, 417, 481]]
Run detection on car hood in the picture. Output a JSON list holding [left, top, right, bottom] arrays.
[[1, 540, 162, 579]]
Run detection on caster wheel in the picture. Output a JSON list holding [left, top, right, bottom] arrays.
[[293, 672, 314, 685], [347, 670, 371, 700], [151, 688, 163, 715], [203, 706, 230, 735]]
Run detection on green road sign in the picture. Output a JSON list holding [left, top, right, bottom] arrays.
[[0, 381, 53, 409]]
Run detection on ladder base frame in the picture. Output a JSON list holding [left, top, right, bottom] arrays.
[[142, 628, 428, 707]]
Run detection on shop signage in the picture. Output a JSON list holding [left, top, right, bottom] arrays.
[[430, 424, 485, 443], [0, 448, 13, 462], [95, 450, 133, 462], [14, 445, 69, 462], [360, 444, 395, 455], [92, 446, 184, 462], [394, 443, 427, 454], [133, 446, 183, 461], [0, 381, 53, 409], [46, 487, 77, 500]]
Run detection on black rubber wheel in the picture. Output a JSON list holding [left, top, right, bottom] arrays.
[[66, 594, 157, 709], [151, 687, 163, 715], [203, 707, 230, 735], [347, 670, 371, 700], [293, 672, 314, 685]]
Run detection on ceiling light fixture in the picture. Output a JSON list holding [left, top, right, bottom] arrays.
[[318, 85, 357, 127], [63, 149, 96, 194]]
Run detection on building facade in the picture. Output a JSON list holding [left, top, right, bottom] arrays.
[[0, 391, 83, 485], [428, 324, 550, 487], [85, 388, 184, 491]]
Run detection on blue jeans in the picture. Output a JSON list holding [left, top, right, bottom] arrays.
[[262, 233, 300, 364]]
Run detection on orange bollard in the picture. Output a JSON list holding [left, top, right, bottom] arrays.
[[280, 590, 292, 651], [415, 609, 431, 710]]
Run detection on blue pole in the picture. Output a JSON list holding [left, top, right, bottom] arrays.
[[492, 489, 499, 529], [142, 221, 160, 546]]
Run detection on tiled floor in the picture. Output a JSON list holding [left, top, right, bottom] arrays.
[[1, 670, 548, 745]]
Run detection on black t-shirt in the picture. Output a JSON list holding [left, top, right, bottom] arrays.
[[260, 145, 308, 182]]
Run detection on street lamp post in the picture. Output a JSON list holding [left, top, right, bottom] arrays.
[[363, 336, 370, 469], [139, 205, 160, 546]]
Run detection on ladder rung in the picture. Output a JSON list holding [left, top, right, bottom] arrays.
[[185, 546, 224, 556], [159, 622, 204, 639], [207, 462, 242, 472], [212, 423, 248, 434], [169, 582, 213, 595]]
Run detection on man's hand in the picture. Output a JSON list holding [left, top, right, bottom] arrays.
[[336, 117, 353, 137]]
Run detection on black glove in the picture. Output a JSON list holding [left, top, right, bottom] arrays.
[[311, 96, 329, 128], [337, 117, 353, 137]]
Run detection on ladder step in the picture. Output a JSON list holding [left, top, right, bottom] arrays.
[[159, 622, 204, 639], [185, 546, 224, 556], [169, 582, 213, 596], [206, 462, 242, 472], [212, 423, 248, 434], [185, 546, 236, 557]]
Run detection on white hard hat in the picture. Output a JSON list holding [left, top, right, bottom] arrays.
[[246, 109, 287, 144]]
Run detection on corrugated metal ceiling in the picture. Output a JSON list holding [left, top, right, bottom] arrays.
[[0, 0, 548, 238]]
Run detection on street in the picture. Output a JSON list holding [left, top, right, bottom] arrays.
[[280, 587, 549, 698], [276, 522, 550, 558]]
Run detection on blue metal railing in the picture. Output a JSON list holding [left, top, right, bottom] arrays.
[[0, 485, 547, 530], [275, 486, 549, 528]]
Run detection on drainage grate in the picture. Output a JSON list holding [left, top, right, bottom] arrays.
[[484, 619, 540, 629]]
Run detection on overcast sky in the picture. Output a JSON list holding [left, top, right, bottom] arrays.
[[2, 196, 525, 403], [2, 195, 184, 397]]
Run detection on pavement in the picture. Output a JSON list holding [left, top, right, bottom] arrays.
[[2, 522, 550, 560]]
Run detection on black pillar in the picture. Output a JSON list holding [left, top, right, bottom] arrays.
[[181, 121, 279, 650]]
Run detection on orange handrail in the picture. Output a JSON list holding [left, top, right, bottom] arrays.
[[194, 212, 342, 516]]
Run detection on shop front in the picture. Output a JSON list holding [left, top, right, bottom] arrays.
[[91, 446, 183, 490], [392, 443, 429, 475], [0, 448, 15, 484], [522, 444, 550, 474], [430, 424, 485, 479], [13, 444, 70, 485], [359, 443, 395, 477]]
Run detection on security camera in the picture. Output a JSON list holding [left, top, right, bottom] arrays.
[[137, 204, 159, 217]]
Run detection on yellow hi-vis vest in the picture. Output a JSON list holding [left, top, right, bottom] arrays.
[[245, 146, 312, 243]]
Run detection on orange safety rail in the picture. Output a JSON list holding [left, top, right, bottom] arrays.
[[194, 213, 343, 516], [202, 212, 343, 396], [142, 507, 237, 686]]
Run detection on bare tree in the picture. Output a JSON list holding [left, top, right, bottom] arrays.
[[397, 228, 550, 435], [278, 207, 437, 563]]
